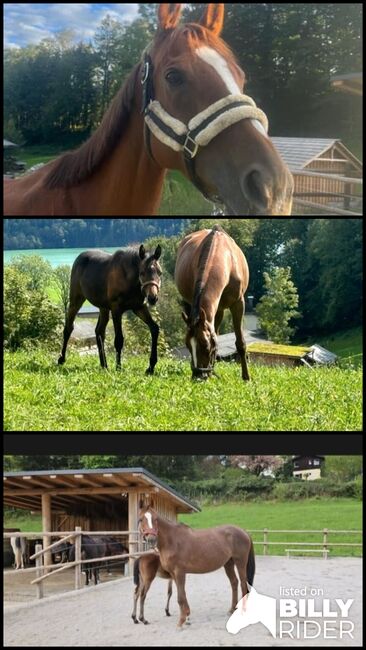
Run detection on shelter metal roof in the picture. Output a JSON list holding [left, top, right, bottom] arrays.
[[3, 467, 200, 514]]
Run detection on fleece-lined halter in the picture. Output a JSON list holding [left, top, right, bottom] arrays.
[[140, 53, 269, 197]]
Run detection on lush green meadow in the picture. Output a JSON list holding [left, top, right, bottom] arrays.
[[4, 349, 362, 431], [179, 500, 362, 557], [4, 499, 361, 557]]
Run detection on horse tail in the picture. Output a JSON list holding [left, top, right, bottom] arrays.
[[247, 538, 255, 586], [133, 558, 140, 587]]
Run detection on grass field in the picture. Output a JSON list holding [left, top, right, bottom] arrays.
[[4, 499, 361, 557], [179, 500, 362, 557], [4, 349, 362, 431]]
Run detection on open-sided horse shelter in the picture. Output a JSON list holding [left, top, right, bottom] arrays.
[[3, 468, 199, 573]]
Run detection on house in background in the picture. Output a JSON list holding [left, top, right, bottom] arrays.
[[292, 455, 325, 480]]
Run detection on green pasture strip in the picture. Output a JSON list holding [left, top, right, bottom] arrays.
[[4, 350, 362, 431], [4, 500, 361, 558], [179, 500, 362, 557], [305, 327, 363, 368]]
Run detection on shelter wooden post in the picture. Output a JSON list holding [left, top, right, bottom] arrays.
[[41, 493, 52, 571], [35, 543, 44, 599], [128, 492, 138, 577]]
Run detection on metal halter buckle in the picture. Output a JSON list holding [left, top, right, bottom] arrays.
[[183, 133, 199, 159]]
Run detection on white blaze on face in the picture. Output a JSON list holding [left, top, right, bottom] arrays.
[[190, 337, 197, 368], [196, 45, 268, 138], [145, 512, 153, 529]]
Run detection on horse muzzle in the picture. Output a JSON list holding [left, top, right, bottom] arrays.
[[144, 534, 158, 549]]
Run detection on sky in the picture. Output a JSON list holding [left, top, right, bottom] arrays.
[[4, 3, 139, 49]]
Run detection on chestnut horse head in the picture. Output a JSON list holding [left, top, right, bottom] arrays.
[[4, 3, 293, 216], [138, 502, 159, 550], [143, 3, 293, 215]]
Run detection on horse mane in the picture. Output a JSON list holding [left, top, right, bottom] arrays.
[[192, 227, 220, 319], [43, 63, 141, 189]]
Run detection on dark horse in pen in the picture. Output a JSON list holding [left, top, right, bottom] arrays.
[[58, 244, 162, 374]]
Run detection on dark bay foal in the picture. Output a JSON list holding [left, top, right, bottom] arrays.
[[58, 244, 162, 374]]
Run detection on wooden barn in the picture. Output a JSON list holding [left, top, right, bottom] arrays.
[[271, 137, 362, 211], [3, 467, 199, 572]]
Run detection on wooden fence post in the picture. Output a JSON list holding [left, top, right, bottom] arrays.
[[263, 528, 268, 556], [323, 528, 328, 560], [75, 526, 82, 590], [35, 543, 44, 599]]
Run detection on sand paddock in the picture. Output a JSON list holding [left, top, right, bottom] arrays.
[[4, 556, 362, 647]]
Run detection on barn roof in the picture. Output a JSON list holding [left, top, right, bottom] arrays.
[[271, 137, 362, 173], [3, 467, 200, 514]]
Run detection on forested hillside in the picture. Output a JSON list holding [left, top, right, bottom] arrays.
[[4, 218, 191, 250]]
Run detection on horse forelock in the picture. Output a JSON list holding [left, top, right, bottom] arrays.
[[43, 63, 141, 190], [153, 23, 238, 71]]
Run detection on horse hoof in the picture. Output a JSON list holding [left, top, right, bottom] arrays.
[[145, 368, 154, 376], [166, 611, 171, 617], [58, 357, 65, 365]]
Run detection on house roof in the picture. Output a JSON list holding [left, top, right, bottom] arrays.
[[3, 467, 200, 513], [271, 137, 340, 171]]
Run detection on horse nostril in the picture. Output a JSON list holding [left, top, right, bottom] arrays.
[[148, 295, 158, 305], [241, 167, 271, 212]]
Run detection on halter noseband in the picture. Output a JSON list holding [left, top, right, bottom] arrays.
[[140, 53, 269, 197], [141, 280, 160, 291]]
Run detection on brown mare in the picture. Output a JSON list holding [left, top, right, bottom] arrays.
[[58, 244, 162, 374], [132, 552, 173, 625], [138, 504, 255, 628], [4, 3, 293, 216], [175, 225, 250, 380]]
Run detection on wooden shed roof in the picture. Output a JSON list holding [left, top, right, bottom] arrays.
[[331, 73, 362, 97], [3, 467, 200, 514], [271, 137, 362, 173]]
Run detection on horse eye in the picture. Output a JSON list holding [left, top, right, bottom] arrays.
[[166, 69, 184, 86]]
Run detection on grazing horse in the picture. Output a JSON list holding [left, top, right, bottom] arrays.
[[132, 552, 173, 625], [138, 504, 255, 628], [58, 244, 162, 374], [175, 225, 250, 380], [4, 3, 293, 216]]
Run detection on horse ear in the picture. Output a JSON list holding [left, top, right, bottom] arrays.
[[199, 4, 225, 36], [182, 311, 190, 324], [154, 244, 162, 260], [158, 4, 183, 30], [139, 245, 146, 260]]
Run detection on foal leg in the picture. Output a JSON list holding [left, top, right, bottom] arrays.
[[111, 307, 124, 370], [166, 579, 173, 616], [139, 576, 154, 624], [58, 296, 84, 365], [174, 571, 190, 628], [95, 308, 110, 369], [230, 299, 250, 381], [133, 306, 160, 376], [224, 559, 239, 614]]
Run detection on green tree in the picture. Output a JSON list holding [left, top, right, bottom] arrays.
[[4, 266, 62, 350], [256, 267, 301, 343], [324, 456, 363, 482]]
